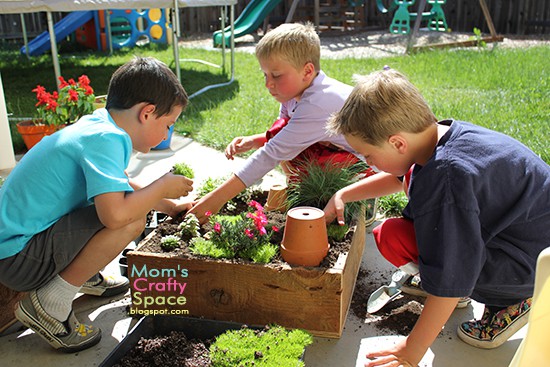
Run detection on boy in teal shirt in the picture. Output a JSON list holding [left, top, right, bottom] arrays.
[[0, 57, 193, 352]]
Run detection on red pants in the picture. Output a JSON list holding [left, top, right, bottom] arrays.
[[373, 217, 419, 268], [372, 167, 417, 268]]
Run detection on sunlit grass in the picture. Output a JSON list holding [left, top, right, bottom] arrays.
[[1, 43, 548, 163]]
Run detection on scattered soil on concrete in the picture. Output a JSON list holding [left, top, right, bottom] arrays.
[[351, 267, 424, 335]]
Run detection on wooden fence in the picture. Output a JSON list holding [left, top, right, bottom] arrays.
[[0, 0, 548, 46]]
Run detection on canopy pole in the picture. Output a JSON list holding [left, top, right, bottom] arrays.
[[47, 11, 61, 89], [172, 0, 181, 82], [0, 73, 16, 171]]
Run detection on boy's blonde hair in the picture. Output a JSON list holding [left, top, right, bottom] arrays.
[[255, 22, 321, 72], [328, 69, 437, 146]]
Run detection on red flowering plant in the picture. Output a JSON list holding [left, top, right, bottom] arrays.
[[189, 200, 280, 263], [32, 75, 96, 128]]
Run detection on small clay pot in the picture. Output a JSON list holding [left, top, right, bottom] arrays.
[[264, 184, 287, 212], [281, 207, 329, 267]]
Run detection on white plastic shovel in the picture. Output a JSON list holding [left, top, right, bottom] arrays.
[[367, 270, 411, 313]]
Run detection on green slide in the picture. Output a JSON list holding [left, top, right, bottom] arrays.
[[213, 0, 283, 47]]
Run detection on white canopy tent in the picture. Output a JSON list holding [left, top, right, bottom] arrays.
[[0, 0, 236, 169]]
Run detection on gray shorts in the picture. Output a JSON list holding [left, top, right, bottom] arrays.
[[0, 205, 104, 292]]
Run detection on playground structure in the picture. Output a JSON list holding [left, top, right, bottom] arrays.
[[21, 8, 169, 56], [213, 0, 282, 47], [377, 0, 448, 35]]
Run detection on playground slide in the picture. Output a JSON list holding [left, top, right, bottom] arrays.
[[21, 11, 94, 56], [213, 0, 283, 47]]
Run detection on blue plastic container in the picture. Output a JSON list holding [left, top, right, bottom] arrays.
[[153, 124, 174, 150]]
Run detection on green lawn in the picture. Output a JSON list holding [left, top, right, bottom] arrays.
[[1, 42, 548, 164]]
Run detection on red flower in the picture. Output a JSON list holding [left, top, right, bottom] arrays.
[[68, 89, 79, 102], [58, 76, 69, 88], [272, 226, 279, 232], [205, 211, 212, 217], [244, 228, 254, 239], [214, 222, 222, 233]]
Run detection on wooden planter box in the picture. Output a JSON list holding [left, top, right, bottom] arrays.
[[127, 214, 365, 338]]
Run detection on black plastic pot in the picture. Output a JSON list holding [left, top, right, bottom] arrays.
[[99, 316, 306, 366]]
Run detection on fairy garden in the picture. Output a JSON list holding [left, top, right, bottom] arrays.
[[136, 158, 373, 267], [126, 158, 373, 337]]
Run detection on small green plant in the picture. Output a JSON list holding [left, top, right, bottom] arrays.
[[210, 325, 313, 367], [178, 213, 200, 239], [172, 162, 194, 178], [189, 201, 279, 263], [159, 234, 180, 252], [286, 158, 369, 222], [377, 192, 408, 218], [327, 223, 349, 242], [470, 27, 487, 49]]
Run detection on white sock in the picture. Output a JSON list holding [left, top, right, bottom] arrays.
[[36, 275, 81, 322]]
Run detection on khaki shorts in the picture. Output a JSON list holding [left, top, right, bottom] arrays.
[[0, 205, 104, 292]]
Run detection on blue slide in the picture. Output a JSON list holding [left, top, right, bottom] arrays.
[[21, 11, 94, 56], [213, 0, 283, 47]]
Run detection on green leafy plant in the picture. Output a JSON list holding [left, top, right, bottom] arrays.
[[470, 27, 487, 49], [32, 75, 96, 127], [327, 223, 349, 242], [177, 213, 200, 239], [189, 200, 279, 263], [159, 234, 180, 252], [172, 162, 194, 178], [377, 192, 408, 218], [210, 325, 313, 367], [286, 158, 369, 222]]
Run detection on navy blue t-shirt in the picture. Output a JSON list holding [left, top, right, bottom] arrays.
[[403, 120, 550, 306]]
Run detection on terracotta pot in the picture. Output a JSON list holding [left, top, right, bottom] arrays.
[[281, 206, 329, 267], [264, 184, 287, 212], [16, 120, 60, 150]]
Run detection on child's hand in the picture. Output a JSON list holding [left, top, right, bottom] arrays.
[[323, 192, 346, 225], [188, 196, 225, 224], [161, 172, 193, 199], [364, 338, 415, 367], [225, 136, 255, 160]]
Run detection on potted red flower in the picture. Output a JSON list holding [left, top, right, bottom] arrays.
[[16, 75, 96, 150]]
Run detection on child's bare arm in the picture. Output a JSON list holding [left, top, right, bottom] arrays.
[[94, 172, 193, 228], [324, 172, 402, 224], [188, 174, 247, 223], [225, 133, 267, 160], [364, 295, 458, 367]]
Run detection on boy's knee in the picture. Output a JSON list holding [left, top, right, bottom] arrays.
[[126, 216, 147, 239], [373, 218, 418, 267]]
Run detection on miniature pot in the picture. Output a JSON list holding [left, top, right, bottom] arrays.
[[264, 184, 287, 212], [281, 206, 329, 267]]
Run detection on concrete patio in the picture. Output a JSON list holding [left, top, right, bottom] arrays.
[[0, 135, 525, 366]]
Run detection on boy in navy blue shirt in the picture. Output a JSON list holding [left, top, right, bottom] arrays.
[[324, 69, 550, 366]]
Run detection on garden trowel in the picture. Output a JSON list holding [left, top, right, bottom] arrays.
[[367, 270, 410, 313]]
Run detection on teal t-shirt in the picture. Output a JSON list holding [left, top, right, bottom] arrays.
[[0, 109, 133, 259]]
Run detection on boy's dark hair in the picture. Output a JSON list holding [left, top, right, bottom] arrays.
[[106, 57, 188, 117]]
